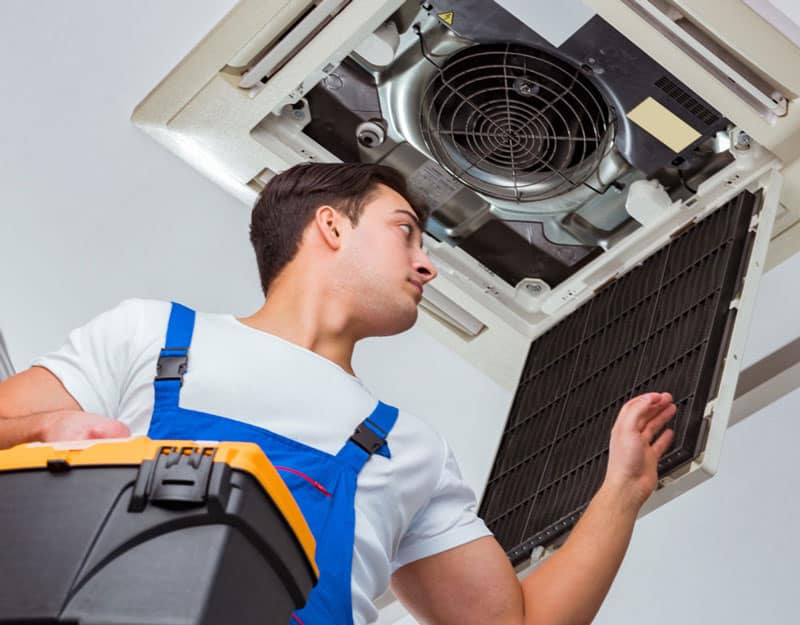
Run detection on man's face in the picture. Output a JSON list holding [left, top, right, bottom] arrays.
[[339, 184, 437, 336]]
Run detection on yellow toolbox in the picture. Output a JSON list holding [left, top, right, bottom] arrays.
[[0, 437, 318, 624]]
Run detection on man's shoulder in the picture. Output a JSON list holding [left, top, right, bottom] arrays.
[[113, 299, 246, 356], [389, 407, 449, 468], [103, 297, 171, 321], [75, 298, 180, 359], [393, 407, 442, 439], [107, 298, 219, 334], [98, 298, 170, 340]]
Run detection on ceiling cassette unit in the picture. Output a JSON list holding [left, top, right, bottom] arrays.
[[133, 0, 796, 574]]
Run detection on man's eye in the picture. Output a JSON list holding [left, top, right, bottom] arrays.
[[399, 223, 413, 236]]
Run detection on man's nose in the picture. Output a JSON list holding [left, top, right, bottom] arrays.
[[414, 250, 438, 284]]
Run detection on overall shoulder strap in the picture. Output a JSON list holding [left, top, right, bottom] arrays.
[[336, 401, 399, 472], [153, 302, 196, 411]]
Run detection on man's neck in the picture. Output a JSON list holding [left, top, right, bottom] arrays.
[[237, 278, 359, 376]]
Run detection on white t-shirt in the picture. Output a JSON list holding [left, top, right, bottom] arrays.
[[34, 298, 491, 625]]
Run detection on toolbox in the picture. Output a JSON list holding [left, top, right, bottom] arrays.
[[0, 437, 318, 625]]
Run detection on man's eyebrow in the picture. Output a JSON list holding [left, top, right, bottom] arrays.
[[393, 209, 421, 227]]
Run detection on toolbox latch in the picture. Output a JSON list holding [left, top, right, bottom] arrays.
[[130, 446, 216, 511]]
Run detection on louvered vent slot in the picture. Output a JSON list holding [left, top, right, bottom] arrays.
[[654, 75, 720, 126]]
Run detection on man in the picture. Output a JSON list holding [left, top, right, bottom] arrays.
[[0, 162, 675, 625]]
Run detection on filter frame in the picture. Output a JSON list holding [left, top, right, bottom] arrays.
[[479, 190, 762, 564]]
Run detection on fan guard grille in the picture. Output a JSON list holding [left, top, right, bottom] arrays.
[[420, 43, 615, 202]]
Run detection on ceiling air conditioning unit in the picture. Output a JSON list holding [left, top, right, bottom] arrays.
[[133, 0, 799, 583]]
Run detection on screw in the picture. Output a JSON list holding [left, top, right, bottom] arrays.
[[356, 120, 386, 148], [513, 78, 539, 97], [735, 130, 751, 150], [323, 73, 343, 91]]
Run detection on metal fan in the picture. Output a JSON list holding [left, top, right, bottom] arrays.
[[420, 43, 615, 203]]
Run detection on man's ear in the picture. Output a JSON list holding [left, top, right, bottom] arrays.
[[314, 205, 344, 250]]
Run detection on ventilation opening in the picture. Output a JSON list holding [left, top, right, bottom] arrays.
[[655, 75, 721, 126], [420, 43, 615, 203]]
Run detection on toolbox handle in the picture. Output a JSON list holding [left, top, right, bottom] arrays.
[[129, 446, 216, 511]]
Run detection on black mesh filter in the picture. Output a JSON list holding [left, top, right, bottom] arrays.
[[479, 190, 761, 564]]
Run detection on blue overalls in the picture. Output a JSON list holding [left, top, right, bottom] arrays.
[[147, 303, 398, 625]]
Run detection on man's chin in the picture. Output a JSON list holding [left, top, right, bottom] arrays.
[[375, 306, 418, 337]]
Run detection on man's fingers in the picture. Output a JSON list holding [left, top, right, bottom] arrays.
[[650, 428, 675, 457], [618, 392, 673, 431], [638, 393, 673, 429], [622, 392, 662, 412], [89, 420, 130, 439], [642, 403, 677, 441]]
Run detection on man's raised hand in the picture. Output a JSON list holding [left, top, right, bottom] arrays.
[[603, 392, 676, 510]]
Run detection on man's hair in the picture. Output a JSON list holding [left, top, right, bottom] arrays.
[[249, 162, 430, 295]]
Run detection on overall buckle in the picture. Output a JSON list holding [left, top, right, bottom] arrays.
[[350, 424, 385, 455], [155, 351, 188, 386]]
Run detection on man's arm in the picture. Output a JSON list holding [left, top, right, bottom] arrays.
[[0, 366, 129, 448], [0, 366, 81, 418], [392, 392, 675, 625]]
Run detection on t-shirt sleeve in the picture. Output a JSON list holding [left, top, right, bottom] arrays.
[[31, 299, 145, 417], [392, 438, 493, 572]]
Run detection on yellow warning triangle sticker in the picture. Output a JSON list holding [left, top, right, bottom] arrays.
[[438, 11, 454, 26]]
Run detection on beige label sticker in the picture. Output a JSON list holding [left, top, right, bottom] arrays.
[[626, 96, 701, 153]]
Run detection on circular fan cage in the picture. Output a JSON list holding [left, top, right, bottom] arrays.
[[420, 43, 616, 203]]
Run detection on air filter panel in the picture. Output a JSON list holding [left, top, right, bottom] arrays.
[[479, 189, 761, 564]]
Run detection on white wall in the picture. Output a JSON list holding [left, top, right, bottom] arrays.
[[0, 1, 263, 358], [0, 2, 798, 624]]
